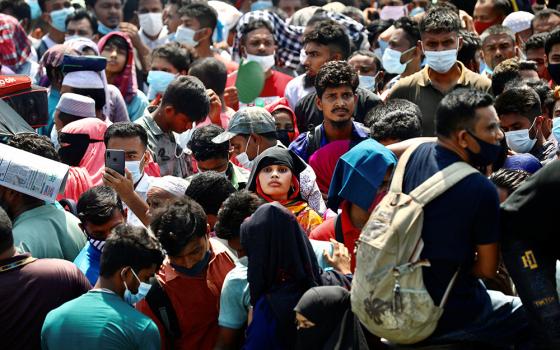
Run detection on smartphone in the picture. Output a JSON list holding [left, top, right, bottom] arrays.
[[105, 149, 125, 176]]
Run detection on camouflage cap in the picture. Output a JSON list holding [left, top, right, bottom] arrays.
[[212, 106, 276, 143]]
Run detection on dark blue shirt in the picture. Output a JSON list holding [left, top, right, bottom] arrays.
[[403, 142, 500, 335]]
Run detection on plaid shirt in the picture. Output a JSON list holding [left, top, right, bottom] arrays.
[[0, 14, 31, 69], [233, 10, 370, 70]]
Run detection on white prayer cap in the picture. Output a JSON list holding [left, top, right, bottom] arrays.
[[56, 92, 96, 118], [62, 70, 104, 89], [503, 11, 534, 34], [148, 176, 191, 197]]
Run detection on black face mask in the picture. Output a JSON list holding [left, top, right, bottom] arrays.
[[277, 130, 291, 147], [548, 63, 560, 84], [466, 131, 503, 168], [58, 133, 101, 167], [492, 137, 509, 172]]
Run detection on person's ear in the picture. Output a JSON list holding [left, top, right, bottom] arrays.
[[416, 40, 423, 53], [164, 105, 175, 118], [457, 36, 464, 51], [315, 95, 323, 111], [456, 129, 469, 148]]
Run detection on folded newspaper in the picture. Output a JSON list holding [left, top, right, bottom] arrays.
[[0, 143, 69, 203]]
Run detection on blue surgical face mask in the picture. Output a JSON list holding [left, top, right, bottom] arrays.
[[377, 39, 389, 57], [171, 250, 211, 277], [122, 268, 152, 305], [26, 0, 42, 20], [382, 47, 414, 74], [125, 158, 144, 184], [175, 25, 199, 47], [50, 7, 74, 33], [553, 118, 560, 144], [147, 70, 176, 100], [358, 75, 376, 91], [98, 22, 117, 36], [423, 43, 458, 73], [250, 0, 273, 11]]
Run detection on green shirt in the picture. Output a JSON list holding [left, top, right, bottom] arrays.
[[41, 290, 160, 350], [13, 204, 86, 261]]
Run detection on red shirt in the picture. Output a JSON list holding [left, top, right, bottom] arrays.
[[136, 239, 235, 350], [309, 201, 361, 272], [226, 69, 294, 102]]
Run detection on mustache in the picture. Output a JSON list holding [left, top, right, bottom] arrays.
[[332, 108, 349, 113]]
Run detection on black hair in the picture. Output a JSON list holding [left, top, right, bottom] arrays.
[[104, 122, 148, 148], [393, 16, 421, 47], [179, 3, 217, 30], [366, 19, 393, 46], [524, 79, 555, 119], [518, 60, 538, 73], [150, 196, 208, 256], [99, 224, 164, 278], [435, 88, 495, 137], [545, 28, 560, 56], [341, 7, 364, 25], [315, 60, 359, 98], [69, 87, 106, 112], [187, 124, 229, 162], [458, 30, 482, 68], [185, 171, 235, 216], [161, 75, 210, 123], [7, 133, 59, 161], [524, 32, 549, 53], [0, 0, 30, 21], [239, 19, 274, 46], [77, 186, 124, 226], [85, 0, 123, 9], [215, 190, 265, 240], [104, 34, 129, 54], [419, 6, 461, 35], [480, 24, 515, 45], [303, 21, 351, 60], [188, 57, 227, 96], [533, 8, 560, 30], [0, 207, 13, 254], [57, 111, 82, 128], [495, 86, 542, 122], [491, 58, 521, 96], [490, 168, 530, 195], [348, 49, 382, 72], [65, 8, 98, 35], [367, 99, 423, 142], [491, 0, 513, 17], [151, 42, 195, 73]]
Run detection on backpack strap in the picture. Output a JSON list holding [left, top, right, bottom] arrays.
[[409, 162, 478, 206], [334, 214, 344, 243], [145, 278, 182, 346], [305, 125, 323, 159], [389, 141, 429, 193]]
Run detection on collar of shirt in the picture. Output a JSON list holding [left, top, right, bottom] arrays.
[[319, 121, 369, 147], [418, 61, 470, 88], [146, 113, 164, 136], [135, 173, 154, 194]]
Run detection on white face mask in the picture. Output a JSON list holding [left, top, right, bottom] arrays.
[[236, 137, 259, 169], [422, 44, 458, 74], [358, 75, 376, 91], [125, 158, 144, 184], [505, 122, 538, 153], [139, 12, 163, 37], [175, 25, 199, 47], [245, 53, 275, 72], [382, 47, 414, 74]]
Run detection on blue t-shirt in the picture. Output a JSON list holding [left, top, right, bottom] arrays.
[[402, 142, 500, 335], [41, 290, 160, 350], [73, 242, 102, 286]]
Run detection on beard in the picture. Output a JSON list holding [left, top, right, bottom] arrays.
[[303, 73, 316, 88], [328, 118, 352, 129]]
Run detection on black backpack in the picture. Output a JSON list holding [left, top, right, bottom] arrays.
[[145, 278, 181, 348]]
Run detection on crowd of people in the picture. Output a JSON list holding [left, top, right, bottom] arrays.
[[1, 0, 560, 348]]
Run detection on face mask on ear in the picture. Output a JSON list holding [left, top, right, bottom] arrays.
[[122, 267, 152, 305], [505, 119, 538, 154], [175, 26, 200, 47], [236, 136, 259, 169], [466, 130, 503, 167], [139, 12, 163, 37]]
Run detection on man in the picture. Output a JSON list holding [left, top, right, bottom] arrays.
[[163, 0, 181, 40], [399, 88, 529, 346], [389, 7, 491, 136], [480, 25, 519, 75], [473, 0, 512, 35], [518, 60, 540, 81], [53, 93, 97, 135], [272, 0, 301, 18], [290, 61, 370, 162], [146, 176, 190, 222], [42, 224, 164, 350], [177, 3, 237, 73], [138, 0, 167, 50], [151, 42, 193, 75], [348, 50, 384, 93], [0, 207, 91, 349], [188, 125, 250, 190], [367, 99, 423, 145], [36, 0, 74, 58], [74, 186, 126, 286], [545, 28, 560, 88], [135, 76, 210, 178], [0, 0, 32, 34], [502, 10, 534, 48], [524, 32, 549, 80], [136, 197, 236, 349], [226, 19, 293, 106], [495, 86, 556, 163], [284, 21, 350, 110], [65, 8, 98, 41], [86, 0, 122, 35], [212, 107, 326, 214], [103, 122, 154, 227], [458, 30, 483, 74], [60, 70, 109, 121], [3, 134, 86, 260], [532, 8, 560, 34]]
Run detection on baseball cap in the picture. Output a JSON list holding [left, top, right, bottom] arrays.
[[56, 92, 96, 118], [503, 153, 542, 174], [212, 106, 276, 143]]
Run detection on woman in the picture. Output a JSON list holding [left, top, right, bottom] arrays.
[[98, 32, 148, 121], [247, 147, 322, 234], [294, 286, 368, 350], [241, 203, 323, 349], [265, 98, 299, 147], [58, 118, 107, 202]]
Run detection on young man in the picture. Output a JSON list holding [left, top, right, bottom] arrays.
[[163, 0, 181, 40], [545, 28, 560, 88], [135, 76, 210, 178], [495, 85, 556, 163], [65, 8, 98, 41], [284, 21, 350, 110], [348, 50, 384, 93], [272, 0, 302, 18], [0, 207, 91, 349], [289, 61, 370, 162], [480, 25, 519, 75], [136, 197, 236, 349], [138, 0, 167, 50], [532, 8, 560, 34], [42, 224, 164, 350], [74, 186, 127, 286], [36, 0, 74, 58], [53, 93, 97, 134], [150, 42, 193, 75], [367, 99, 423, 145], [472, 0, 512, 34], [226, 19, 293, 106], [388, 7, 491, 136], [398, 89, 529, 346], [103, 122, 155, 227], [86, 0, 122, 35], [3, 134, 86, 260], [524, 32, 549, 80], [502, 10, 534, 49], [188, 125, 250, 190], [458, 30, 483, 74]]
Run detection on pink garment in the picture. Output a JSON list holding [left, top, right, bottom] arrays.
[[59, 167, 94, 202], [98, 32, 138, 104], [308, 140, 351, 195]]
